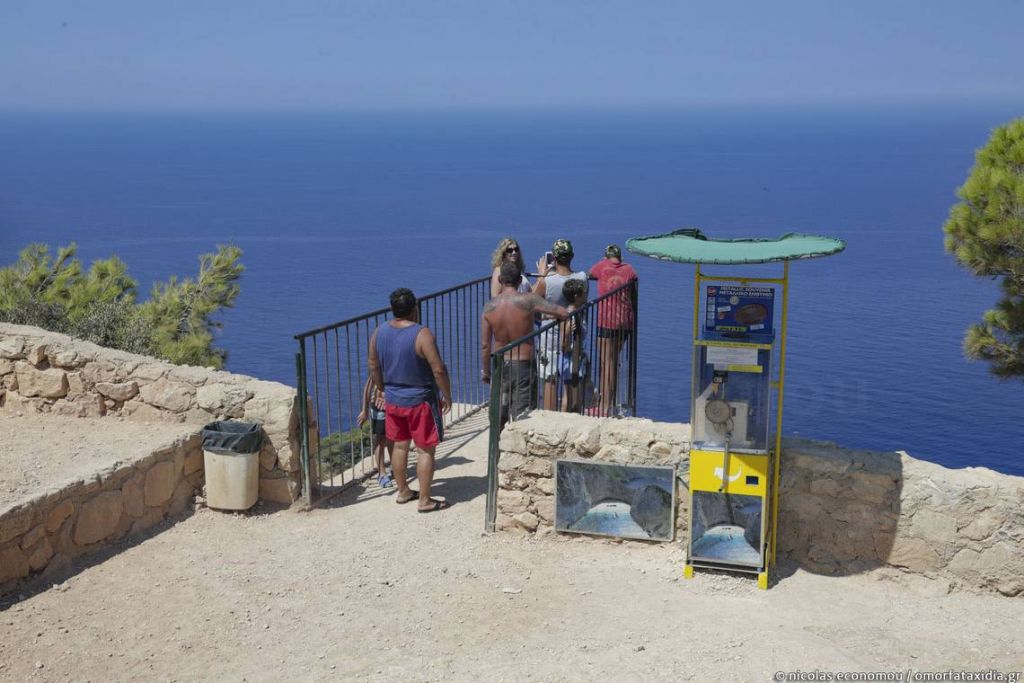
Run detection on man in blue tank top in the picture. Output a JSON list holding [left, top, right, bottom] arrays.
[[369, 288, 453, 512]]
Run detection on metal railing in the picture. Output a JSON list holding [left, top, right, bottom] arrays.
[[294, 276, 491, 505], [483, 279, 639, 531]]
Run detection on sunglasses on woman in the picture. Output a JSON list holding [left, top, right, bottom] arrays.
[[505, 246, 520, 254]]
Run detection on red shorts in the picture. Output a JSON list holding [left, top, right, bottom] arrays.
[[385, 401, 442, 449]]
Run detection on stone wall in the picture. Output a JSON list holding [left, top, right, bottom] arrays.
[[0, 432, 202, 593], [497, 411, 1024, 596], [0, 323, 304, 505]]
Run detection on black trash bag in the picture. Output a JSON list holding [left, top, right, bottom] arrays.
[[201, 421, 263, 455]]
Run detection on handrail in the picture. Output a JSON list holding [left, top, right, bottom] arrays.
[[294, 275, 490, 340]]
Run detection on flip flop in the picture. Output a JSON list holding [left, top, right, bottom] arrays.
[[417, 499, 451, 513], [396, 490, 418, 504]]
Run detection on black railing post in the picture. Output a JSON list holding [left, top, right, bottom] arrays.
[[295, 344, 312, 505], [628, 279, 639, 416], [484, 353, 503, 533]]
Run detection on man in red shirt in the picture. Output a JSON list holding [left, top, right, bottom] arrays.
[[589, 245, 638, 415]]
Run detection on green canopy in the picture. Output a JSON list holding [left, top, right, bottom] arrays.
[[626, 229, 846, 265]]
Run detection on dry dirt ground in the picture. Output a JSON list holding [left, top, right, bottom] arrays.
[[1, 412, 1023, 682], [0, 415, 197, 510]]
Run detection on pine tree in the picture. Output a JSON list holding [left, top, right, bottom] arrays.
[[943, 118, 1024, 379], [0, 243, 243, 367]]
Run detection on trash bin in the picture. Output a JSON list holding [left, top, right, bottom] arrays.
[[201, 421, 263, 511]]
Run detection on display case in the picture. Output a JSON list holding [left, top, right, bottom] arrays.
[[690, 342, 773, 452]]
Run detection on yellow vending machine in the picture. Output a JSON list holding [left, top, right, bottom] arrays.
[[626, 230, 845, 589]]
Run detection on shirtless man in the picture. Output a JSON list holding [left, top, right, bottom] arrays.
[[482, 261, 568, 426]]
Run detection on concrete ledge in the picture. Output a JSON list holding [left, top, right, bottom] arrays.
[[0, 431, 203, 594], [0, 323, 303, 505]]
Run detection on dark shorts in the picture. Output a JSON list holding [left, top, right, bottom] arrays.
[[500, 359, 536, 426], [596, 327, 631, 341], [385, 400, 443, 450], [370, 417, 386, 437]]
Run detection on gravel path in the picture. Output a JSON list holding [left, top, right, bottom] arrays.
[[1, 412, 1022, 681]]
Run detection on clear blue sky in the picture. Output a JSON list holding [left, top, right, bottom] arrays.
[[2, 0, 1022, 111]]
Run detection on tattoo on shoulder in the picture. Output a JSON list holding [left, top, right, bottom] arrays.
[[513, 295, 535, 311], [483, 300, 497, 313]]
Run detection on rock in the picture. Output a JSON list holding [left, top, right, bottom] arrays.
[[26, 344, 48, 366], [521, 457, 553, 477], [20, 525, 46, 550], [512, 512, 539, 532], [498, 429, 527, 455], [0, 504, 34, 544], [122, 477, 146, 518], [536, 478, 556, 495], [959, 508, 1003, 542], [27, 538, 54, 571], [131, 363, 167, 381], [96, 381, 139, 402], [534, 498, 555, 523], [259, 475, 299, 504], [144, 461, 178, 507], [497, 452, 526, 473], [49, 349, 80, 368], [910, 509, 957, 546], [130, 508, 164, 536], [244, 396, 294, 434], [497, 489, 530, 515], [14, 366, 68, 398], [81, 361, 117, 384], [184, 447, 204, 476], [0, 544, 30, 582], [139, 378, 195, 412], [196, 383, 253, 416], [167, 364, 211, 385], [45, 500, 75, 533], [887, 535, 942, 571], [0, 337, 26, 359], [649, 441, 674, 460], [259, 444, 278, 471], [168, 479, 194, 516], [0, 358, 15, 375], [65, 371, 86, 397], [73, 492, 124, 546]]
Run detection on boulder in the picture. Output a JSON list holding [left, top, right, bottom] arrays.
[[48, 349, 80, 368], [0, 337, 26, 359], [27, 538, 54, 571], [96, 381, 139, 402], [14, 366, 68, 398], [196, 383, 253, 416], [497, 489, 530, 515], [144, 461, 178, 507], [122, 478, 146, 518], [45, 500, 75, 533], [512, 512, 540, 532], [0, 544, 30, 583], [73, 492, 124, 545], [259, 475, 299, 504], [26, 344, 48, 365], [139, 378, 195, 412]]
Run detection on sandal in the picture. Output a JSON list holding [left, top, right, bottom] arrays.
[[417, 499, 451, 513], [396, 490, 418, 504], [377, 474, 394, 488]]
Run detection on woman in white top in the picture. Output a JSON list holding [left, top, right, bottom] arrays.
[[489, 237, 532, 297]]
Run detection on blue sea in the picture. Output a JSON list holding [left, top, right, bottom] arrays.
[[1, 106, 1022, 475]]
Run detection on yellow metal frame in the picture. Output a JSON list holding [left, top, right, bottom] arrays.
[[686, 262, 789, 589]]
